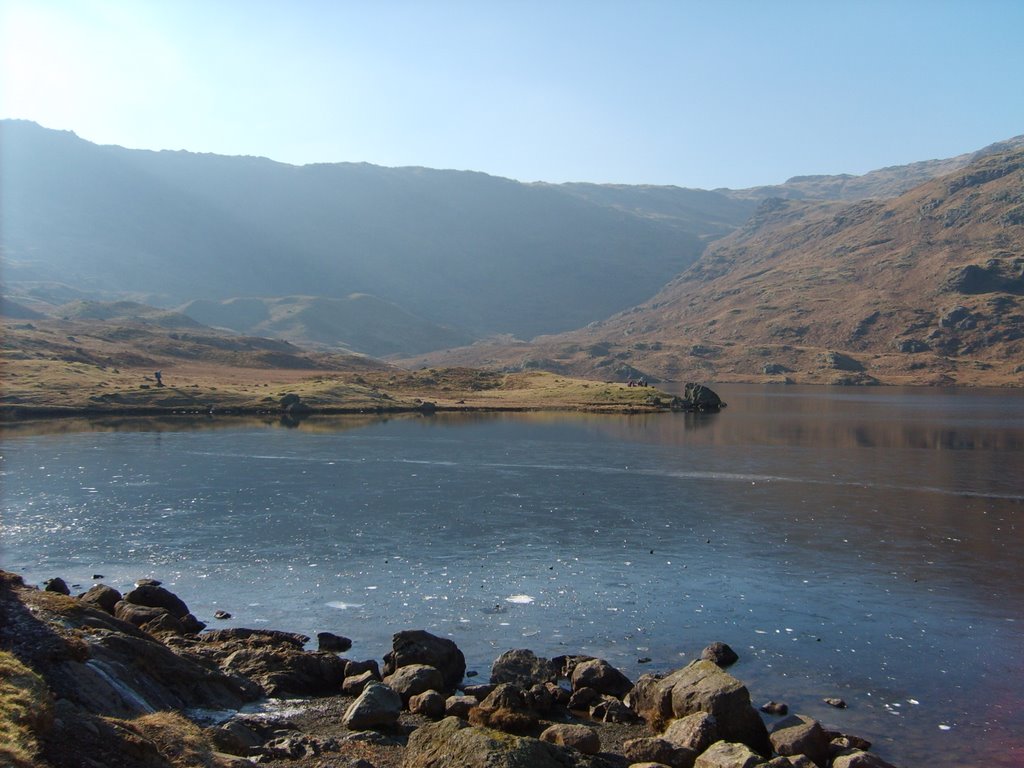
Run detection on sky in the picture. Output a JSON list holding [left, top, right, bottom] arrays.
[[1, 0, 1023, 189]]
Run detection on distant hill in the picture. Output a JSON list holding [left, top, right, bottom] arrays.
[[178, 294, 474, 358], [406, 145, 1024, 386], [0, 120, 753, 344]]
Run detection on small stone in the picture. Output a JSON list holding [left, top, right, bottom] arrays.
[[317, 631, 353, 652], [761, 701, 789, 716], [44, 577, 70, 595], [214, 610, 232, 620], [824, 698, 848, 709], [700, 641, 739, 667]]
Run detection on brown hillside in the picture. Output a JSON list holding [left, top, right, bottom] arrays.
[[404, 147, 1024, 387]]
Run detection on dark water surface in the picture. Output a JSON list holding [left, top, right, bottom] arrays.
[[2, 385, 1022, 767]]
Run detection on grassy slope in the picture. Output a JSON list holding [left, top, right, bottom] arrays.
[[0, 319, 679, 417]]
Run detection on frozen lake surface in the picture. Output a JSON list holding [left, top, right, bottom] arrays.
[[2, 384, 1022, 767]]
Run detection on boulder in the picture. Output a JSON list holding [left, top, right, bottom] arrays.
[[123, 584, 190, 619], [622, 737, 695, 768], [760, 701, 789, 716], [462, 683, 497, 700], [526, 682, 555, 713], [78, 584, 122, 614], [681, 383, 725, 410], [44, 577, 70, 595], [317, 631, 352, 652], [409, 690, 446, 719], [769, 715, 830, 768], [343, 669, 378, 695], [114, 601, 178, 631], [219, 645, 345, 697], [345, 659, 382, 679], [662, 712, 720, 753], [382, 629, 466, 690], [342, 682, 402, 730], [490, 648, 560, 687], [471, 683, 537, 734], [383, 663, 444, 704], [445, 694, 478, 718], [700, 642, 739, 668], [404, 716, 595, 768], [831, 751, 899, 768], [569, 686, 601, 710], [767, 756, 818, 768], [539, 723, 601, 755], [694, 740, 765, 768], [650, 660, 770, 757], [591, 695, 639, 723], [571, 658, 633, 699]]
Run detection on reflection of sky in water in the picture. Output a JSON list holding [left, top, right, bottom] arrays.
[[2, 385, 1023, 768]]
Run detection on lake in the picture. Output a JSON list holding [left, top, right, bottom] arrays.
[[2, 384, 1022, 767]]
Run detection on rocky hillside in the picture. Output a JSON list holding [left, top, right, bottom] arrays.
[[406, 146, 1024, 386], [718, 135, 1024, 202]]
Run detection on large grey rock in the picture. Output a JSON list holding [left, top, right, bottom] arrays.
[[403, 716, 595, 768], [383, 629, 465, 690], [694, 740, 765, 768], [769, 715, 830, 767], [668, 661, 770, 757], [662, 712, 720, 753], [384, 663, 445, 704], [490, 648, 560, 687], [571, 658, 634, 699], [343, 682, 402, 730], [219, 644, 346, 697]]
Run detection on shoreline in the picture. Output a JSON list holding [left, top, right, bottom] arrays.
[[3, 572, 901, 768]]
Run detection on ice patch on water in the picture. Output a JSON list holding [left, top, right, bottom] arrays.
[[506, 594, 535, 604], [327, 601, 365, 610]]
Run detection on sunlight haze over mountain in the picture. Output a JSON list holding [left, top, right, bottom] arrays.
[[1, 0, 1023, 188]]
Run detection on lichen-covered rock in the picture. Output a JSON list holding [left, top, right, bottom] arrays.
[[662, 712, 720, 753], [622, 736, 694, 768], [769, 715, 830, 767], [343, 682, 402, 730], [490, 648, 560, 688], [539, 723, 601, 755], [831, 750, 899, 768], [694, 740, 765, 768], [403, 716, 596, 768], [668, 661, 771, 757]]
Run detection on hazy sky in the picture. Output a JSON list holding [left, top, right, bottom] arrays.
[[2, 0, 1022, 189]]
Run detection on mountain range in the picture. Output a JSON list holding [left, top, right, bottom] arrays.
[[406, 144, 1024, 386], [2, 119, 1023, 384]]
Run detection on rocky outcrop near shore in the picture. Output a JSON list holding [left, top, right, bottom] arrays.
[[0, 571, 898, 768]]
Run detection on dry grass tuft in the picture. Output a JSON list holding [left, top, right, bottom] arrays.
[[0, 651, 53, 768], [123, 711, 217, 768]]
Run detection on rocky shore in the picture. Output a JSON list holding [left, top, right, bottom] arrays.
[[1, 571, 895, 768]]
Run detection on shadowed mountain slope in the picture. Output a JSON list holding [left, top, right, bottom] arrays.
[[0, 120, 753, 344]]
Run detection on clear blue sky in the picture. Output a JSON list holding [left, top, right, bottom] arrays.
[[2, 0, 1022, 189]]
